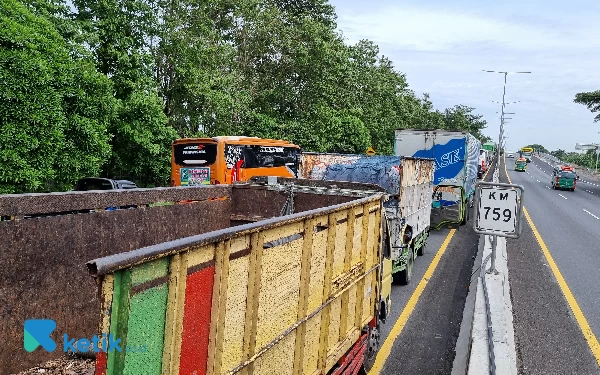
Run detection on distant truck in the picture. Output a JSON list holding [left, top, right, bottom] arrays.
[[87, 178, 392, 375], [301, 153, 434, 284], [394, 129, 481, 228], [519, 147, 533, 163]]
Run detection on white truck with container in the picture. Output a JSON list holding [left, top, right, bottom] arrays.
[[301, 153, 435, 284], [394, 129, 482, 229]]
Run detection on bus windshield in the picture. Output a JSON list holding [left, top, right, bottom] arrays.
[[173, 143, 218, 167]]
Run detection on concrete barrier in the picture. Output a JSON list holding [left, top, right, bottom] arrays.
[[453, 168, 517, 375]]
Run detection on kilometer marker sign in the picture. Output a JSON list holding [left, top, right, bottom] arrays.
[[473, 181, 525, 238]]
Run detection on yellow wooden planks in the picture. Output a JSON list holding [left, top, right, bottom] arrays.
[[207, 241, 231, 375], [255, 231, 303, 350], [221, 254, 251, 372], [161, 253, 188, 375], [292, 219, 315, 375], [317, 213, 337, 372], [241, 232, 264, 375]]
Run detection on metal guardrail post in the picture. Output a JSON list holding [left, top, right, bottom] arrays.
[[487, 235, 499, 275]]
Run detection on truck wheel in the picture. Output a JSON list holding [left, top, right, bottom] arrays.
[[460, 204, 470, 226], [362, 324, 380, 373], [396, 247, 414, 285], [417, 241, 426, 256]]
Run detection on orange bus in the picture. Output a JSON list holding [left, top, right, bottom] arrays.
[[171, 136, 302, 186]]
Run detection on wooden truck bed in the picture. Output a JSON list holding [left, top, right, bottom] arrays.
[[87, 180, 386, 375]]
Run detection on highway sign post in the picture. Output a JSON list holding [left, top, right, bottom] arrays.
[[473, 181, 525, 273]]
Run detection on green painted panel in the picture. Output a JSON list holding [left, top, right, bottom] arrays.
[[122, 284, 169, 375], [130, 258, 169, 286], [122, 258, 170, 375], [107, 270, 132, 375]]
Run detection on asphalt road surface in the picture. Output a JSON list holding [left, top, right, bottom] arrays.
[[503, 155, 600, 374], [372, 167, 494, 375]]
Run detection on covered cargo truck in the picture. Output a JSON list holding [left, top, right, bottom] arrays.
[[301, 153, 434, 284], [87, 178, 392, 375], [394, 129, 481, 228]]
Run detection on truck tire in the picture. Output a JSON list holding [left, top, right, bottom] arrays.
[[417, 239, 426, 256], [361, 324, 380, 374], [396, 246, 414, 285], [460, 203, 470, 226]]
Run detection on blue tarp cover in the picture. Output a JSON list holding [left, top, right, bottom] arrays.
[[316, 156, 402, 195]]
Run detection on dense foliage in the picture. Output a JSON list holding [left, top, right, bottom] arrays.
[[1, 0, 490, 193], [551, 149, 600, 170]]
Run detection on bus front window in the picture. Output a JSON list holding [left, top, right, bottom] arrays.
[[173, 143, 218, 185]]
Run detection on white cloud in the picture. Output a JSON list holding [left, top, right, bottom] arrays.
[[337, 6, 597, 52], [329, 1, 600, 152]]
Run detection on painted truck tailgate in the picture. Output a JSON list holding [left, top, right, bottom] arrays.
[[301, 153, 434, 279], [87, 180, 387, 375], [394, 129, 481, 227], [304, 154, 433, 242]]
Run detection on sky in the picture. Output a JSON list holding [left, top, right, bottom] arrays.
[[328, 0, 600, 152]]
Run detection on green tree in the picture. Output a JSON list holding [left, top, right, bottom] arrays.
[[74, 0, 178, 186], [574, 90, 600, 122], [0, 0, 115, 194], [441, 105, 488, 140], [550, 149, 567, 160]]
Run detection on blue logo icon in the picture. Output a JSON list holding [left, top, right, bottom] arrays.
[[24, 319, 57, 352]]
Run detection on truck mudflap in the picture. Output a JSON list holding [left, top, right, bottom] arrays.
[[329, 333, 368, 375]]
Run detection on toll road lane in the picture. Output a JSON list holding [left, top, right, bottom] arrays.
[[371, 167, 496, 375], [502, 157, 600, 373], [531, 155, 600, 197], [523, 157, 600, 221]]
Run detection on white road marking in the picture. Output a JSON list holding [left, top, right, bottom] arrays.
[[559, 194, 568, 200], [583, 209, 600, 220]]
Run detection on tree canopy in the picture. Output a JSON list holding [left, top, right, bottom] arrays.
[[574, 90, 600, 122], [1, 0, 491, 193]]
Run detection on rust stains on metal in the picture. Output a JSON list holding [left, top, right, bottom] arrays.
[[0, 185, 231, 216], [88, 188, 383, 277], [0, 196, 230, 374]]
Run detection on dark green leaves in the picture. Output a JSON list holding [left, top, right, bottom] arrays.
[[574, 90, 600, 122]]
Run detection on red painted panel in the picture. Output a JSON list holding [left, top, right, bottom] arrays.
[[179, 266, 215, 375], [95, 352, 107, 375]]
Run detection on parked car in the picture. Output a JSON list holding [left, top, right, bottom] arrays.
[[74, 177, 137, 191], [74, 178, 142, 211]]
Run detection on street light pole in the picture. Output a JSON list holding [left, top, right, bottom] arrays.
[[483, 70, 530, 278], [596, 132, 600, 173], [483, 70, 531, 166]]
